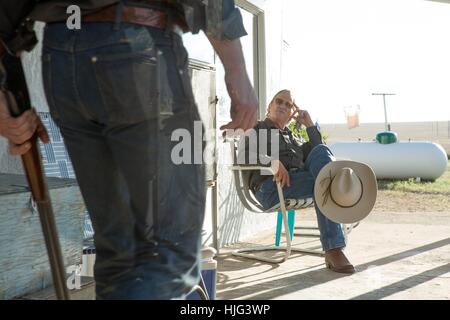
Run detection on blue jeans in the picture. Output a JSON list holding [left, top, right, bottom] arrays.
[[42, 22, 205, 299], [255, 144, 346, 251]]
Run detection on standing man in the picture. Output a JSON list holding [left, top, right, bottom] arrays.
[[1, 1, 258, 299]]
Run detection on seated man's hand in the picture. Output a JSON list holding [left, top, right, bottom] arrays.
[[293, 103, 314, 127], [0, 91, 50, 155], [271, 159, 291, 188]]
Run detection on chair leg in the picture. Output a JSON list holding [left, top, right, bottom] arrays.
[[275, 210, 295, 246], [232, 184, 325, 263], [288, 210, 295, 240], [232, 207, 324, 263], [275, 211, 283, 247], [232, 199, 293, 263], [281, 210, 324, 256]]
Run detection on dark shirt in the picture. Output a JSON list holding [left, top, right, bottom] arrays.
[[0, 0, 246, 49], [239, 118, 323, 193]]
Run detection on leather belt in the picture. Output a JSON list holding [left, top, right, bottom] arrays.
[[83, 5, 188, 35]]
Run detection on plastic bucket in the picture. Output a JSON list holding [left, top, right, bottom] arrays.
[[187, 247, 217, 300]]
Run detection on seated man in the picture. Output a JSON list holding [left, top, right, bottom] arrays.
[[240, 89, 355, 274]]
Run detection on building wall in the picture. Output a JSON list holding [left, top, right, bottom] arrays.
[[0, 175, 85, 299]]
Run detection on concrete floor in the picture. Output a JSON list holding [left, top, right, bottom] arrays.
[[216, 209, 450, 300]]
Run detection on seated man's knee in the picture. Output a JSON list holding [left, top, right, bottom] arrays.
[[309, 144, 336, 163], [311, 144, 333, 156]]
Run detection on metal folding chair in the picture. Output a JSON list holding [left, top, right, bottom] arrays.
[[228, 138, 357, 264]]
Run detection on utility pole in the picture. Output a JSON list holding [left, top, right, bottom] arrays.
[[372, 93, 395, 131]]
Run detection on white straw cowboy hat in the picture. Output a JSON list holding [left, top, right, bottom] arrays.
[[314, 160, 378, 224]]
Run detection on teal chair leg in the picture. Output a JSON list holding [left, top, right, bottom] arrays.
[[288, 210, 296, 240], [275, 210, 296, 247], [275, 211, 283, 247]]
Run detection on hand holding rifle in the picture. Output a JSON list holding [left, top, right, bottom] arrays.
[[0, 90, 49, 155]]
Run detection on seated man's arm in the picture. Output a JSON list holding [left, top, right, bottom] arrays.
[[292, 105, 323, 147], [306, 125, 323, 147]]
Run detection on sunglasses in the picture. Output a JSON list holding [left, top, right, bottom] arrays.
[[274, 97, 294, 109]]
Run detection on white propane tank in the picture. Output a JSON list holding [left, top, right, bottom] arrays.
[[329, 141, 448, 180]]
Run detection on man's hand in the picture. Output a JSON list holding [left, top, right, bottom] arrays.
[[271, 159, 290, 188], [293, 102, 314, 127], [220, 70, 258, 133], [0, 90, 49, 155], [207, 37, 258, 133]]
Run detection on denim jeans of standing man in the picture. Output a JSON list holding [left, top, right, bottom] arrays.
[[255, 144, 346, 251], [42, 22, 205, 299]]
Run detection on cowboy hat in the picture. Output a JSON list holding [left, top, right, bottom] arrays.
[[314, 160, 378, 224]]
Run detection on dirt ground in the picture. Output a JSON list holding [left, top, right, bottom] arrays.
[[293, 188, 450, 224], [373, 189, 450, 213]]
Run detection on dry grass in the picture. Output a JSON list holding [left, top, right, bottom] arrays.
[[374, 162, 450, 212], [378, 162, 450, 195]]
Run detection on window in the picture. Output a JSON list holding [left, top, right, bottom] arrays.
[[217, 1, 266, 123]]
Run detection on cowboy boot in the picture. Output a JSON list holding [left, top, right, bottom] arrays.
[[325, 248, 356, 274]]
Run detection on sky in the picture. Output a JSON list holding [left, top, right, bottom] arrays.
[[282, 0, 450, 124]]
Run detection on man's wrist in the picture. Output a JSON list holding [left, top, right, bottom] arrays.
[[224, 63, 248, 78]]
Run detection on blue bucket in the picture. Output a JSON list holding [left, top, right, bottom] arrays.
[[187, 247, 217, 300]]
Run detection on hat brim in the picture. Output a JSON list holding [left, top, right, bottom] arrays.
[[314, 160, 378, 224]]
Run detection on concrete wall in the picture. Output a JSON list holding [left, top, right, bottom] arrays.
[[0, 175, 85, 299]]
